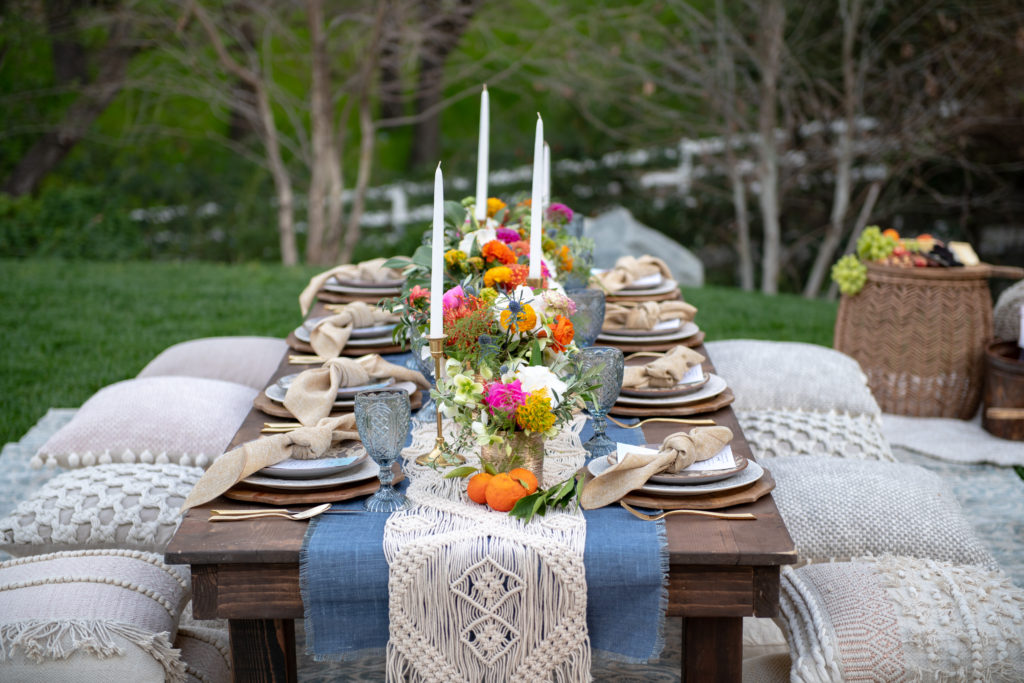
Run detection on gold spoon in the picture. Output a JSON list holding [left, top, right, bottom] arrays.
[[208, 503, 333, 522], [606, 415, 716, 429], [620, 502, 755, 521]]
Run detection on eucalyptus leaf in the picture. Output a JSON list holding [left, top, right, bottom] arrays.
[[411, 244, 432, 268], [443, 465, 479, 479], [444, 200, 467, 229]]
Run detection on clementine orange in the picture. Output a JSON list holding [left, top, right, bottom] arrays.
[[485, 473, 530, 512], [507, 468, 539, 495], [466, 472, 493, 505]]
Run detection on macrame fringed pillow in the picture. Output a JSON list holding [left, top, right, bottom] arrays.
[[735, 408, 895, 461], [33, 376, 258, 470], [778, 556, 1024, 682], [770, 457, 998, 569], [0, 463, 202, 557], [175, 626, 231, 683], [137, 336, 288, 391], [0, 549, 192, 682]]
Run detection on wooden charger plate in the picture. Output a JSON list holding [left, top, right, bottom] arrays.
[[223, 463, 404, 505], [619, 468, 775, 510], [285, 331, 404, 356], [253, 387, 422, 419], [316, 290, 395, 305], [609, 387, 734, 417]]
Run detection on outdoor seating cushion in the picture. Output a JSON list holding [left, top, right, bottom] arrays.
[[705, 340, 880, 416], [175, 626, 230, 683], [736, 409, 895, 461], [0, 463, 202, 557], [778, 556, 1024, 682], [741, 653, 791, 683], [770, 456, 997, 569], [993, 279, 1024, 342], [137, 336, 287, 390], [33, 376, 257, 470], [0, 549, 191, 682]]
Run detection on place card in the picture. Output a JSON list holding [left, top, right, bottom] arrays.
[[685, 444, 735, 472], [680, 364, 703, 384]]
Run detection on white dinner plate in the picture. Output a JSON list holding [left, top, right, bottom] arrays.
[[295, 318, 397, 343], [601, 318, 683, 338], [598, 321, 700, 344], [587, 456, 764, 496], [322, 281, 402, 296], [614, 373, 727, 407], [259, 444, 368, 480], [264, 376, 403, 406], [242, 456, 380, 491], [330, 276, 405, 289], [618, 369, 709, 399], [592, 269, 664, 290], [607, 279, 679, 298]]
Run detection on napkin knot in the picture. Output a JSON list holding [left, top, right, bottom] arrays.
[[622, 346, 705, 389], [596, 255, 672, 293], [299, 258, 405, 315], [604, 300, 697, 331]]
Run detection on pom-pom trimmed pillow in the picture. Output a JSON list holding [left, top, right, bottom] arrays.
[[736, 409, 895, 461], [0, 549, 191, 682], [0, 463, 202, 557], [137, 336, 287, 391], [779, 556, 1024, 682], [705, 340, 880, 416], [34, 376, 258, 470], [770, 456, 997, 569], [176, 627, 231, 683]]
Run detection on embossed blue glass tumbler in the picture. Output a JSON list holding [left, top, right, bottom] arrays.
[[580, 346, 624, 458], [355, 390, 412, 512], [408, 328, 437, 423], [567, 288, 606, 347]]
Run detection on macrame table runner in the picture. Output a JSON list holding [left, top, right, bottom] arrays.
[[300, 416, 666, 680]]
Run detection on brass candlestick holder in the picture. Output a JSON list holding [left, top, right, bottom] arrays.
[[415, 334, 465, 467], [526, 276, 542, 289]]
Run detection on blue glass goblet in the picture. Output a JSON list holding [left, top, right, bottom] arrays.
[[355, 390, 412, 512], [579, 346, 624, 458], [408, 328, 437, 423], [566, 288, 606, 348]]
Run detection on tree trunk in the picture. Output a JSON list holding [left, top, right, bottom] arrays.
[[755, 0, 785, 294], [338, 97, 376, 263], [2, 17, 134, 197], [378, 0, 405, 121], [305, 0, 334, 265]]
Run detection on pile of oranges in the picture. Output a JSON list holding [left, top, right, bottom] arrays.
[[466, 468, 539, 512]]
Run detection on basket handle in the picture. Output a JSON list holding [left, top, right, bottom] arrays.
[[986, 265, 1024, 280]]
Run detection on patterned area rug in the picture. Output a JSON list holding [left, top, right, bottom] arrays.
[[1, 409, 1021, 680]]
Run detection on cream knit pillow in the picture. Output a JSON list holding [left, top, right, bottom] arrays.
[[176, 627, 231, 683], [0, 464, 202, 557], [138, 336, 287, 390], [34, 376, 257, 470], [736, 409, 895, 461]]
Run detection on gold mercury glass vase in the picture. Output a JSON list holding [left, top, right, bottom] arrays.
[[479, 431, 545, 485]]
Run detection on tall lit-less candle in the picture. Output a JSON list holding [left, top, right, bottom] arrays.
[[474, 85, 489, 223], [430, 162, 444, 337], [529, 114, 544, 280], [542, 141, 551, 210]]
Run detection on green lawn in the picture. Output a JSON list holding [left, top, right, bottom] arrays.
[[0, 259, 837, 445]]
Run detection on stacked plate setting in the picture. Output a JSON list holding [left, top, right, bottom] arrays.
[[609, 361, 730, 415], [294, 316, 399, 349], [241, 441, 382, 491], [322, 275, 403, 299], [598, 270, 680, 300]]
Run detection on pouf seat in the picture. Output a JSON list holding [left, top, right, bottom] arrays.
[[137, 336, 287, 390]]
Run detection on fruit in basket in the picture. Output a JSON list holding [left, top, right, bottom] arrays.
[[832, 254, 868, 295], [856, 226, 898, 262]]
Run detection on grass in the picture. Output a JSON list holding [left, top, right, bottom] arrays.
[[0, 258, 838, 445]]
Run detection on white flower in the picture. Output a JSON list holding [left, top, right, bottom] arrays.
[[457, 225, 497, 255], [514, 365, 568, 407]]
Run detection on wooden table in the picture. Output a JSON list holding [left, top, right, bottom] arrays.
[[166, 317, 796, 682]]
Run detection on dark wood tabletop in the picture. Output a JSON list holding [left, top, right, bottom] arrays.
[[166, 308, 796, 682]]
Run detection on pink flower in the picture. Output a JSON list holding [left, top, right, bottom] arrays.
[[483, 379, 527, 415], [541, 261, 552, 278], [408, 285, 429, 307], [547, 203, 573, 224], [496, 227, 521, 243], [442, 285, 465, 311]]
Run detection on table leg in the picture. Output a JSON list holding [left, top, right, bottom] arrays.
[[229, 618, 297, 683], [681, 616, 742, 682]]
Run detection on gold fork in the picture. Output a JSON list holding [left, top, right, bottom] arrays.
[[606, 415, 716, 428], [288, 355, 327, 365], [620, 502, 755, 521]]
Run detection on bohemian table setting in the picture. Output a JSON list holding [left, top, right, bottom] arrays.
[[165, 94, 795, 682]]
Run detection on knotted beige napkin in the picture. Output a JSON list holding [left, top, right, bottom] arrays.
[[603, 300, 698, 331], [580, 426, 734, 509], [622, 346, 706, 389], [299, 257, 406, 315], [309, 301, 400, 358], [284, 355, 430, 426], [596, 255, 673, 293], [180, 414, 360, 512]]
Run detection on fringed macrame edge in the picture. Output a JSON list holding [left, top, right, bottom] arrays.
[[0, 619, 186, 683]]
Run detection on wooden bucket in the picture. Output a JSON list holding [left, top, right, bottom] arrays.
[[982, 340, 1024, 441]]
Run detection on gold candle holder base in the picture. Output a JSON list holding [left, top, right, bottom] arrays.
[[526, 276, 542, 289], [415, 334, 465, 467]]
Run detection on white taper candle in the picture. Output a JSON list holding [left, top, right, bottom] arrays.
[[430, 162, 444, 337], [542, 141, 551, 210], [529, 114, 544, 280], [474, 86, 489, 223]]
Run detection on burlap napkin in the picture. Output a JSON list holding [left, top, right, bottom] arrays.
[[180, 414, 360, 512], [603, 300, 698, 331], [299, 258, 406, 315], [284, 355, 431, 426], [580, 426, 734, 509], [309, 301, 400, 358], [622, 346, 706, 389], [595, 255, 673, 293]]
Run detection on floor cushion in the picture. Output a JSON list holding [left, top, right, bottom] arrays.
[[705, 340, 880, 416], [0, 464, 202, 557], [770, 456, 997, 569], [0, 549, 191, 682], [736, 409, 895, 461], [742, 653, 790, 683], [137, 336, 287, 391], [176, 626, 230, 683], [994, 279, 1024, 342], [33, 376, 257, 470], [778, 556, 1024, 682]]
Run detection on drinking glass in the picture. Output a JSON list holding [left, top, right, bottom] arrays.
[[355, 390, 412, 512], [567, 288, 606, 348], [407, 328, 437, 423], [579, 347, 624, 458]]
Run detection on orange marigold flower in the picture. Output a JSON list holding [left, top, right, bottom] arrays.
[[507, 264, 530, 290], [509, 240, 530, 258], [515, 391, 556, 433], [549, 314, 574, 352], [483, 266, 513, 287], [482, 240, 516, 265], [499, 303, 537, 333], [486, 197, 507, 217], [558, 244, 574, 271]]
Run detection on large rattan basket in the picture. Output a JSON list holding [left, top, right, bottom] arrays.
[[834, 262, 1023, 419]]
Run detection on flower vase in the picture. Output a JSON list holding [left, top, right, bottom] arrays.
[[480, 431, 545, 485]]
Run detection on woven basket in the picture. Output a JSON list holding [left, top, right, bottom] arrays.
[[835, 263, 1021, 419]]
